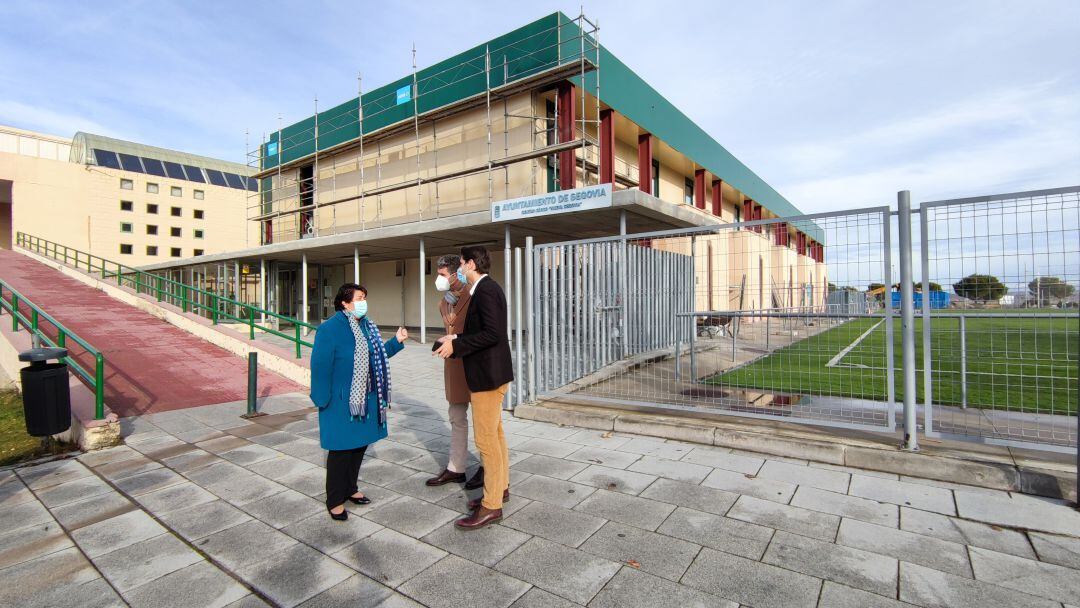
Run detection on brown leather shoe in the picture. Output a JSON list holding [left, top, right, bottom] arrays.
[[455, 506, 502, 530], [464, 466, 484, 490], [425, 469, 467, 487], [467, 489, 509, 511]]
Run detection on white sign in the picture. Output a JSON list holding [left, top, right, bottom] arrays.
[[491, 183, 612, 222]]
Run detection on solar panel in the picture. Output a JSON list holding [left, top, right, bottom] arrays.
[[118, 153, 144, 173], [205, 169, 227, 187], [223, 172, 244, 189], [142, 157, 167, 177], [182, 165, 206, 182], [246, 177, 259, 192], [163, 161, 186, 180], [93, 149, 120, 169]]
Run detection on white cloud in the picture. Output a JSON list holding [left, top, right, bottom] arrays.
[[0, 100, 114, 139]]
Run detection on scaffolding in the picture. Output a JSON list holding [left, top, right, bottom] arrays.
[[246, 12, 601, 245]]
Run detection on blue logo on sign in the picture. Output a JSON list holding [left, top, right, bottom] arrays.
[[396, 85, 412, 105], [267, 141, 279, 156], [494, 206, 501, 219]]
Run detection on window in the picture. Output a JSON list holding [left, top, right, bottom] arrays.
[[94, 149, 121, 169], [170, 247, 182, 258], [735, 205, 741, 223], [205, 169, 228, 187], [147, 203, 158, 214], [193, 190, 204, 200], [651, 159, 660, 198], [146, 225, 158, 235], [170, 227, 181, 237], [120, 244, 133, 255], [146, 183, 159, 194], [193, 209, 204, 219], [120, 178, 133, 190], [171, 186, 182, 197], [223, 172, 244, 189], [163, 161, 186, 180], [142, 158, 167, 177], [182, 165, 205, 183], [194, 229, 204, 239], [146, 246, 158, 256], [118, 153, 144, 173], [120, 222, 133, 233], [194, 249, 204, 256], [120, 200, 133, 211], [170, 206, 182, 217], [684, 178, 695, 205]]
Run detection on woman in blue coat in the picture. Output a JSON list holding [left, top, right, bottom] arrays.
[[310, 283, 407, 520]]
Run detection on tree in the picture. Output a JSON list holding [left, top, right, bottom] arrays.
[[953, 274, 1008, 302], [1028, 276, 1075, 304], [891, 281, 943, 292]]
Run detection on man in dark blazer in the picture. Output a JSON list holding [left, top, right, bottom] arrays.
[[434, 245, 513, 530]]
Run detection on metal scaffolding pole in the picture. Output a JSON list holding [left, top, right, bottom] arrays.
[[505, 225, 512, 339], [354, 246, 360, 284], [358, 73, 365, 231], [301, 253, 309, 332], [313, 95, 319, 238], [419, 237, 426, 344], [412, 45, 423, 221], [259, 259, 266, 324], [485, 46, 493, 204]]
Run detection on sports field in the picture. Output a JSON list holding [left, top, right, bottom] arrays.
[[710, 311, 1079, 414]]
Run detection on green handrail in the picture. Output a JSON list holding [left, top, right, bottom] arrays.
[[15, 232, 315, 358], [0, 280, 106, 420]]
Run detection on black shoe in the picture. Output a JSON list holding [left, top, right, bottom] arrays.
[[464, 467, 485, 490], [328, 506, 348, 521], [348, 493, 371, 505], [426, 469, 467, 486]]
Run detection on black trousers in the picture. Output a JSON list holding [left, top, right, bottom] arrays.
[[325, 445, 367, 509]]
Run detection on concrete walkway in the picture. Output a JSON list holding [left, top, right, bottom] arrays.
[[0, 249, 303, 416], [5, 344, 1080, 608]]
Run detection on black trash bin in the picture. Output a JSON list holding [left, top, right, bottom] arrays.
[[19, 347, 72, 437]]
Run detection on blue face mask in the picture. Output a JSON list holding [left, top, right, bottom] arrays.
[[348, 300, 368, 319], [457, 268, 467, 284]]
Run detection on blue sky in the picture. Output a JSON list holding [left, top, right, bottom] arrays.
[[1, 1, 1077, 213]]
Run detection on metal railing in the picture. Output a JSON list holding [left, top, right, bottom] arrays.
[[15, 233, 315, 358], [0, 280, 106, 419]]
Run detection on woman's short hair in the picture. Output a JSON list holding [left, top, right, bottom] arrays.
[[333, 283, 368, 311], [460, 245, 491, 274], [436, 254, 461, 272]]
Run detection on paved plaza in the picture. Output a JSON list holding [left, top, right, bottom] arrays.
[[2, 345, 1080, 608]]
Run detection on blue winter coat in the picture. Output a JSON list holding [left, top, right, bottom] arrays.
[[310, 311, 403, 451]]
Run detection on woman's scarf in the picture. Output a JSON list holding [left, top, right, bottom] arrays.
[[345, 313, 392, 425]]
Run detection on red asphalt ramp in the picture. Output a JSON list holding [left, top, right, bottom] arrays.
[[0, 249, 304, 417]]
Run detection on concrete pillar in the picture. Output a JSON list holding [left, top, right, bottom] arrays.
[[711, 179, 723, 216], [599, 109, 615, 185], [637, 133, 652, 195], [301, 253, 308, 329], [233, 260, 241, 316], [353, 247, 360, 284], [259, 258, 266, 323], [557, 81, 577, 191], [504, 226, 511, 339], [419, 237, 426, 344], [694, 169, 706, 210]]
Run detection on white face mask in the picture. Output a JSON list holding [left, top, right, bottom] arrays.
[[434, 274, 450, 292]]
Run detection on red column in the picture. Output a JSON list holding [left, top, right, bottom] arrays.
[[753, 203, 763, 233], [742, 199, 753, 228], [638, 133, 652, 194], [599, 109, 615, 185], [797, 232, 807, 256], [694, 169, 706, 210], [263, 220, 273, 245], [557, 81, 577, 191], [711, 179, 723, 216], [775, 222, 785, 246]]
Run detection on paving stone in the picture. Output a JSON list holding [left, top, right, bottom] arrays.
[[508, 587, 582, 608], [52, 491, 137, 531], [617, 437, 694, 460], [590, 566, 735, 608], [199, 468, 287, 506], [373, 592, 425, 608], [790, 486, 898, 527], [236, 542, 355, 607], [241, 488, 324, 529], [399, 554, 530, 608], [278, 469, 329, 497], [333, 528, 447, 588], [515, 437, 579, 458], [899, 561, 1059, 608], [196, 435, 252, 455], [19, 459, 94, 489], [283, 510, 384, 555], [900, 507, 1035, 559], [362, 495, 459, 538], [837, 518, 972, 577], [656, 506, 774, 560], [810, 463, 899, 480], [175, 428, 228, 444], [114, 467, 189, 496], [63, 578, 129, 608], [763, 530, 898, 597], [34, 473, 113, 508], [0, 547, 102, 607], [224, 594, 274, 608], [511, 454, 588, 480], [384, 471, 471, 503], [70, 509, 166, 558], [368, 441, 431, 465], [161, 449, 222, 473], [93, 533, 203, 592], [700, 467, 796, 503], [563, 446, 642, 469], [681, 546, 822, 608], [249, 430, 297, 448], [969, 545, 1080, 605], [757, 459, 850, 493], [246, 455, 318, 481], [624, 455, 711, 484], [562, 429, 633, 449], [512, 474, 596, 508], [818, 581, 917, 608], [579, 521, 701, 581], [954, 490, 1080, 536], [135, 481, 218, 516], [568, 464, 656, 495], [0, 519, 73, 569], [849, 475, 956, 516], [157, 499, 253, 540], [421, 521, 530, 567], [494, 537, 621, 605], [359, 458, 423, 488], [517, 422, 579, 441], [195, 519, 299, 570], [220, 443, 281, 467], [727, 495, 840, 541], [502, 500, 606, 547], [573, 488, 675, 531], [1030, 531, 1080, 569], [123, 561, 250, 608], [136, 440, 199, 461], [296, 573, 395, 608], [681, 447, 764, 475], [76, 445, 143, 468], [0, 477, 34, 509], [637, 477, 739, 516]]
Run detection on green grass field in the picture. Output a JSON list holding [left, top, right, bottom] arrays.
[[710, 313, 1079, 414], [0, 390, 75, 467]]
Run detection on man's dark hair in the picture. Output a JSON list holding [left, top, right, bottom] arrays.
[[460, 245, 491, 274], [436, 254, 461, 273], [333, 283, 368, 311]]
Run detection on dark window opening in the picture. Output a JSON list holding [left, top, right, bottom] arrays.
[[146, 225, 158, 235], [142, 158, 167, 177], [146, 246, 158, 256], [120, 244, 133, 255], [170, 227, 181, 237], [120, 200, 133, 211], [170, 247, 182, 258], [147, 204, 158, 214], [170, 206, 182, 217], [182, 165, 206, 183], [651, 159, 660, 198], [93, 149, 120, 169], [205, 169, 227, 187], [163, 161, 186, 180], [684, 178, 694, 205], [118, 153, 144, 173]]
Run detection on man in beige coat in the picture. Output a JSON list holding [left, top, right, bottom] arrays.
[[425, 254, 483, 489]]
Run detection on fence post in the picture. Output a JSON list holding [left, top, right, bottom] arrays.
[[245, 352, 259, 417], [514, 246, 523, 409], [898, 190, 919, 451], [294, 323, 302, 359], [211, 295, 219, 324], [94, 354, 105, 420], [11, 295, 18, 332], [959, 315, 967, 408], [248, 306, 256, 340], [526, 236, 536, 402]]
